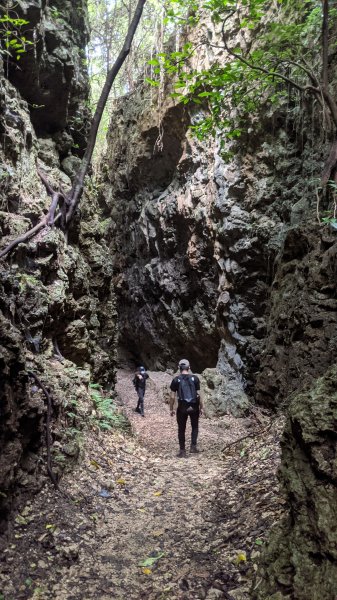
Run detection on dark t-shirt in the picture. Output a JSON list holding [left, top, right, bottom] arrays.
[[170, 373, 200, 400], [133, 372, 149, 390]]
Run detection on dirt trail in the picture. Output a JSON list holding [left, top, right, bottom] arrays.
[[0, 370, 285, 600]]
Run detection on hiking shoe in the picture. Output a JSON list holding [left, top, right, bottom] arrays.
[[135, 407, 141, 413], [177, 449, 187, 458], [190, 445, 199, 454]]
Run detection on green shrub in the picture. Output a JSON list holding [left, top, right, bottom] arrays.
[[89, 383, 129, 431]]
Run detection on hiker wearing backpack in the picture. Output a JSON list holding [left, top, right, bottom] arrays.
[[132, 366, 149, 417], [169, 359, 202, 457]]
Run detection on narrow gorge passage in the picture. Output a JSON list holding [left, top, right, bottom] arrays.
[[0, 372, 284, 600]]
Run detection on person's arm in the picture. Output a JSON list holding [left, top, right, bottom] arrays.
[[199, 391, 203, 415], [196, 379, 203, 415], [169, 391, 176, 416]]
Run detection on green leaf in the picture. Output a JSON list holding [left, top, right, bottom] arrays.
[[138, 552, 165, 567], [145, 77, 159, 87]]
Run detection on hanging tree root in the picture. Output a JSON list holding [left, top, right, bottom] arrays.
[[28, 370, 59, 489], [52, 338, 64, 363], [0, 168, 66, 259]]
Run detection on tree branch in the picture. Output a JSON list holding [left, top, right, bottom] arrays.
[[322, 0, 329, 91], [218, 16, 318, 94], [321, 138, 337, 186], [0, 207, 62, 259], [0, 219, 47, 259], [37, 167, 55, 195], [65, 0, 147, 225], [47, 192, 61, 225]]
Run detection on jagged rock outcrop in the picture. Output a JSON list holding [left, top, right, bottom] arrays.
[[98, 8, 337, 408], [255, 225, 337, 406], [254, 365, 337, 600], [0, 1, 117, 531], [201, 368, 250, 417], [100, 80, 337, 405], [6, 0, 90, 152]]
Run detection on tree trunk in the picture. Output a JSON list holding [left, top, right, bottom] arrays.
[[66, 0, 146, 225], [322, 0, 329, 92]]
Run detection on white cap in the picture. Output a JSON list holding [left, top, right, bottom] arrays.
[[178, 359, 190, 369]]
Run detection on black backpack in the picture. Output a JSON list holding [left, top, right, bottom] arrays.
[[177, 375, 199, 413]]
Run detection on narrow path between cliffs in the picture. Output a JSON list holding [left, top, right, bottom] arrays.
[[0, 370, 285, 600]]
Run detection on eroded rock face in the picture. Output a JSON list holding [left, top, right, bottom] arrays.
[[0, 1, 116, 530], [100, 22, 337, 597], [100, 79, 337, 409], [255, 226, 337, 406], [101, 95, 223, 373], [254, 365, 337, 600], [6, 0, 90, 152]]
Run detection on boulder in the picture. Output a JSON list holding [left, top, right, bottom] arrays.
[[200, 368, 250, 417]]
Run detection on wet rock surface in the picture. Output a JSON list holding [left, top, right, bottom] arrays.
[[0, 370, 284, 599]]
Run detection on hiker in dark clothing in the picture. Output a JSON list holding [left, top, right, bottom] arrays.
[[169, 359, 203, 458], [133, 366, 149, 417]]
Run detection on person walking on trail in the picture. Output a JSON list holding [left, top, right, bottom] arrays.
[[169, 359, 203, 457], [133, 366, 149, 417]]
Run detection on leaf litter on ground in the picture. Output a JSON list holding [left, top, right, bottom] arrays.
[[0, 369, 285, 600]]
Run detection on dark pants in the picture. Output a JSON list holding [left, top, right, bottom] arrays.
[[136, 388, 145, 415], [176, 409, 199, 449]]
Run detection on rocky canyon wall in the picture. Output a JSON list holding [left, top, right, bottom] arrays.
[[254, 365, 337, 600], [0, 0, 116, 531], [100, 71, 337, 406], [100, 14, 337, 599]]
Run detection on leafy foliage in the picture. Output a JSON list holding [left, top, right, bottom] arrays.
[[89, 383, 129, 431], [0, 7, 33, 61], [150, 0, 329, 145]]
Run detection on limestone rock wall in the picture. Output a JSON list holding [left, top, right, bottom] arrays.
[[6, 0, 90, 152], [0, 1, 117, 531], [254, 365, 337, 600], [100, 80, 337, 407]]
